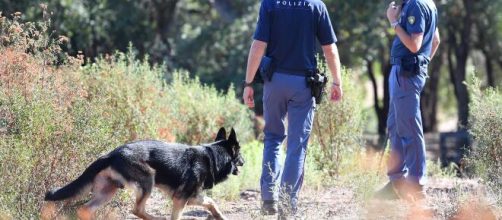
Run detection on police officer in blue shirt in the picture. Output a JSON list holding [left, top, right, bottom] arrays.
[[376, 0, 440, 201], [242, 0, 342, 217]]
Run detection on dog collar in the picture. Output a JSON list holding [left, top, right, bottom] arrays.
[[205, 147, 219, 173]]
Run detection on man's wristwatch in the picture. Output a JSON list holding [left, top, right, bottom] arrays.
[[242, 80, 253, 88], [391, 21, 399, 29]]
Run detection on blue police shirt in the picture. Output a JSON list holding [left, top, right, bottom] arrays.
[[254, 0, 337, 74], [391, 0, 437, 59]]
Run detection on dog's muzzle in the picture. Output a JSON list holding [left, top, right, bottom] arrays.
[[232, 156, 245, 175]]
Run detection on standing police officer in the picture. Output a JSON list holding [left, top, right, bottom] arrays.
[[377, 0, 440, 201], [242, 0, 342, 217]]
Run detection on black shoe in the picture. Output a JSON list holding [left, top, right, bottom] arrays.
[[261, 200, 278, 215], [373, 181, 400, 200]]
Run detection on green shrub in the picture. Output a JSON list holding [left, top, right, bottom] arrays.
[[467, 76, 502, 196], [426, 159, 458, 179], [165, 72, 254, 144], [301, 64, 375, 201], [0, 51, 120, 218], [82, 48, 255, 144], [309, 67, 366, 177], [0, 14, 254, 218]]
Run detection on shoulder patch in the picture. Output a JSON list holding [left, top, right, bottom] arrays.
[[408, 16, 416, 25]]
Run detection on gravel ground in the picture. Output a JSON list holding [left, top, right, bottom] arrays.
[[115, 178, 500, 220]]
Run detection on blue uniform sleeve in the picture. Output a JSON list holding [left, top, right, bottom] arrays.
[[405, 2, 426, 34], [253, 1, 271, 42], [316, 4, 337, 45]]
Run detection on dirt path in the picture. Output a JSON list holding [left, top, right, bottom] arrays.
[[123, 187, 357, 220], [121, 178, 500, 220]]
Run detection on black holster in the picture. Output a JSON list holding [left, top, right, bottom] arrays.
[[306, 69, 328, 105], [395, 55, 429, 77], [254, 56, 275, 83]]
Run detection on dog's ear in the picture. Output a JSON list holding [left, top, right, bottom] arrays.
[[228, 128, 237, 145], [215, 127, 227, 141], [227, 128, 239, 156]]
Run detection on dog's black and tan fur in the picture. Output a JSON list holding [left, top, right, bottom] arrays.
[[44, 128, 244, 220]]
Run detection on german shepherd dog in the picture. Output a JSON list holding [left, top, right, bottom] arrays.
[[44, 127, 244, 220]]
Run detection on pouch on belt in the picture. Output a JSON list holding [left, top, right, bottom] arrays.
[[254, 56, 275, 83]]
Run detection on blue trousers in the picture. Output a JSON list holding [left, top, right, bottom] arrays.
[[387, 65, 427, 185], [260, 72, 315, 209]]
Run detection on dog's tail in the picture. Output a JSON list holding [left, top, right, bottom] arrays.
[[44, 156, 112, 201]]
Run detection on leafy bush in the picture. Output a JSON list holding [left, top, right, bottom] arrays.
[[81, 48, 255, 144], [467, 76, 502, 196], [165, 72, 254, 144], [0, 46, 117, 219], [299, 64, 373, 201], [0, 14, 254, 218], [309, 67, 366, 176], [426, 159, 458, 179]]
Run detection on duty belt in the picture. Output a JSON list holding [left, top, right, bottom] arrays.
[[390, 55, 430, 65], [275, 68, 317, 76], [390, 56, 419, 65]]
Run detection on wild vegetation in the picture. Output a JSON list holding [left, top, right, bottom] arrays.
[[467, 76, 502, 204], [0, 14, 254, 218], [3, 0, 502, 137], [0, 4, 501, 220]]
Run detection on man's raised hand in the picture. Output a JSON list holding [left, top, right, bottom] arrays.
[[387, 1, 401, 24]]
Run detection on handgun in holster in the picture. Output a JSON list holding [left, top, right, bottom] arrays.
[[399, 55, 429, 77], [306, 69, 328, 105]]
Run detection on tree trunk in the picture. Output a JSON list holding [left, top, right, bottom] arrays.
[[381, 43, 391, 127], [476, 16, 496, 88], [366, 60, 385, 137], [447, 41, 470, 131], [444, 0, 473, 131], [446, 44, 468, 131], [453, 57, 470, 130], [484, 50, 496, 87], [149, 0, 180, 62], [375, 43, 392, 148], [365, 38, 391, 150]]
